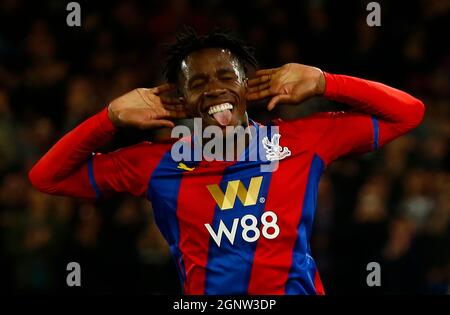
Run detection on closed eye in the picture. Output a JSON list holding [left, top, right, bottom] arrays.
[[190, 79, 206, 89], [217, 69, 238, 81], [221, 75, 235, 81]]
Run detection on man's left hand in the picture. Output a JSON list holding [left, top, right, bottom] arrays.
[[246, 63, 326, 111]]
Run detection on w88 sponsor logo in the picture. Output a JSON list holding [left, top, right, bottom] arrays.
[[205, 211, 280, 247]]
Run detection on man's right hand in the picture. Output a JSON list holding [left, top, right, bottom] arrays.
[[108, 83, 187, 129]]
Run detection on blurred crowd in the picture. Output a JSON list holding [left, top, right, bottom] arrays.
[[0, 0, 449, 294]]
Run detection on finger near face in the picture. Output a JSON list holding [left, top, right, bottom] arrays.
[[155, 107, 187, 119], [151, 83, 176, 95], [246, 93, 259, 101], [246, 89, 273, 101], [160, 96, 183, 105], [163, 103, 185, 111], [255, 68, 279, 76], [247, 75, 271, 87], [166, 109, 188, 119], [248, 82, 270, 93]]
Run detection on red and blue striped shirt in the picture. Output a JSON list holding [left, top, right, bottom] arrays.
[[29, 73, 425, 294]]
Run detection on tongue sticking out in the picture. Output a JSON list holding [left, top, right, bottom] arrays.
[[212, 109, 232, 126]]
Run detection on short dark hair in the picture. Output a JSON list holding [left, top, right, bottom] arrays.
[[163, 26, 258, 84]]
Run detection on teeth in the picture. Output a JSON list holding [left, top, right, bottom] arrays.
[[207, 103, 233, 115]]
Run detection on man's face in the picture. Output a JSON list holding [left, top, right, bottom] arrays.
[[179, 48, 248, 129]]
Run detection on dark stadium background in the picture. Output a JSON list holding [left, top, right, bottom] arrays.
[[0, 0, 448, 294]]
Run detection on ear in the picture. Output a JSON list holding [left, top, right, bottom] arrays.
[[175, 83, 183, 96], [176, 85, 189, 105], [177, 95, 195, 117]]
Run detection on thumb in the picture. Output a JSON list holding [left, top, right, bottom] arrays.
[[138, 119, 175, 129], [267, 94, 293, 111], [147, 119, 175, 128]]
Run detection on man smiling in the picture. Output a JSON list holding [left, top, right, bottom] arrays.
[[179, 48, 248, 129], [29, 28, 424, 295]]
